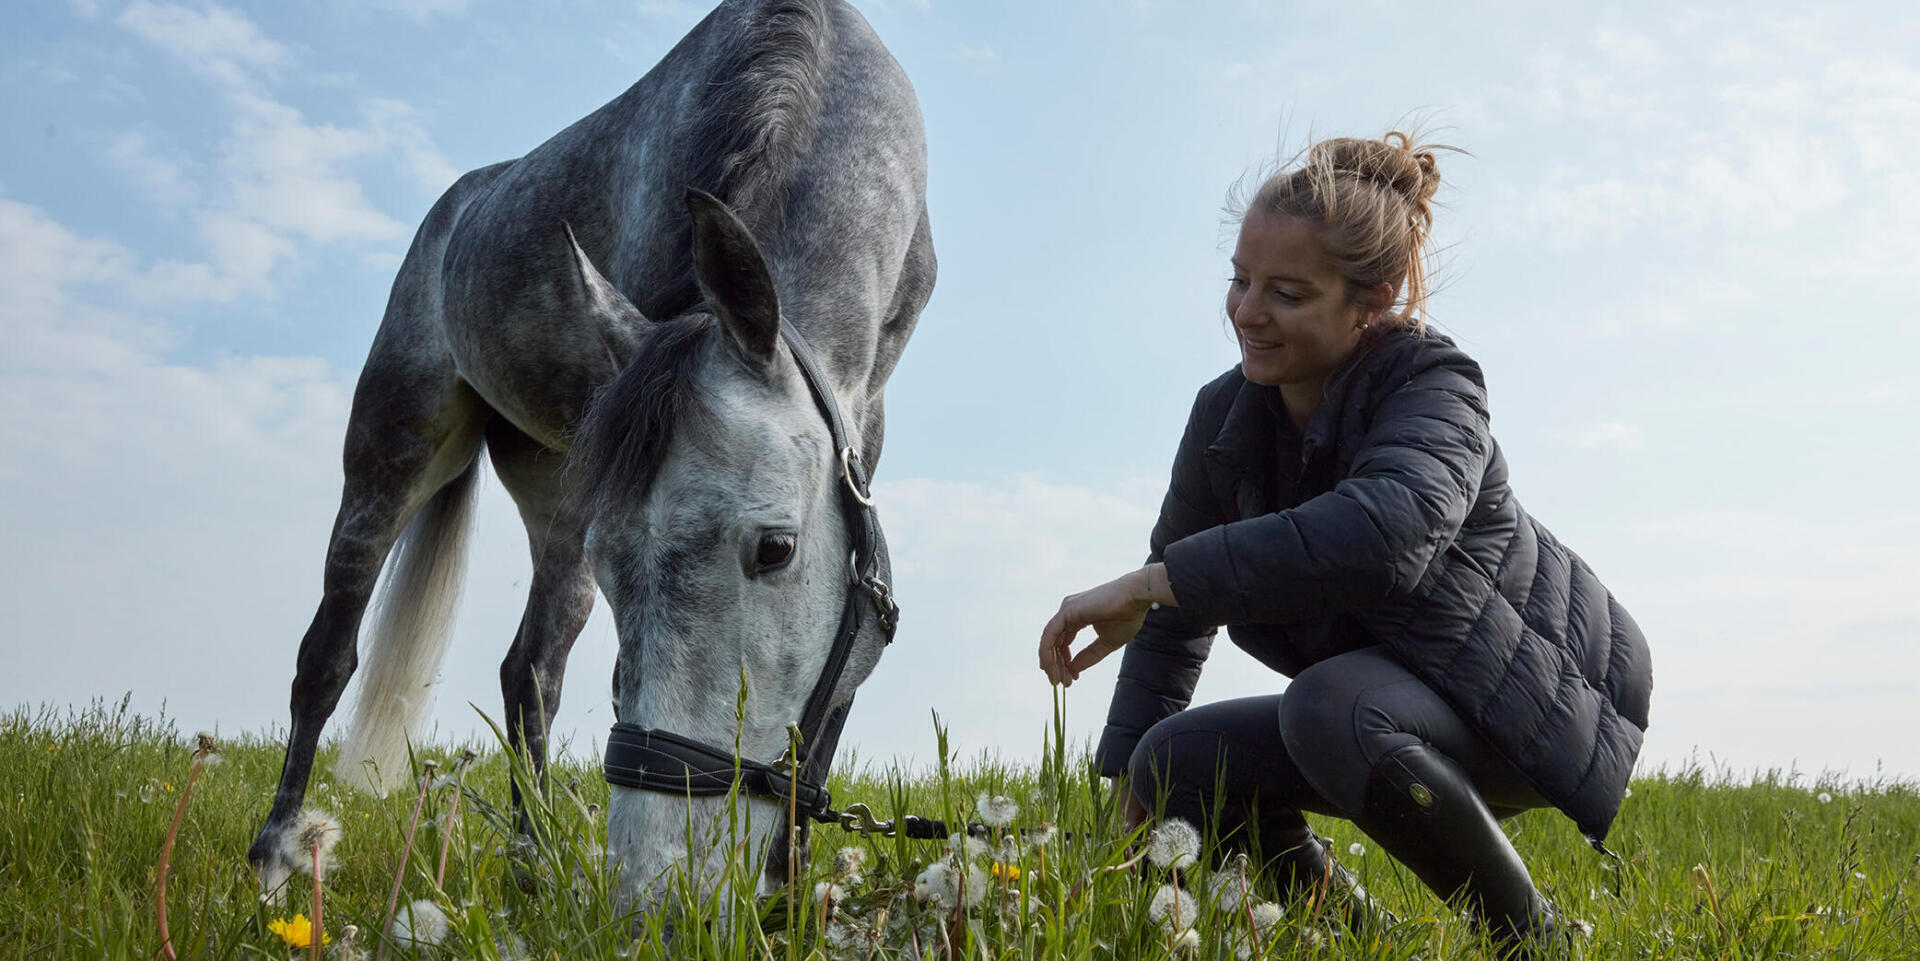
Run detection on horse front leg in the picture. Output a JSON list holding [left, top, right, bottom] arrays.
[[490, 422, 598, 841], [247, 462, 478, 893], [247, 360, 486, 894]]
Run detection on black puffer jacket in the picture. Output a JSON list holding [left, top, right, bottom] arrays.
[[1094, 325, 1652, 842]]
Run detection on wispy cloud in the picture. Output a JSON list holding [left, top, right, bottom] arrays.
[[362, 0, 472, 20], [117, 0, 290, 89], [1503, 10, 1918, 261], [113, 1, 456, 300], [103, 128, 197, 210]]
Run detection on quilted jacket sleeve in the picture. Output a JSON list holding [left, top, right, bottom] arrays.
[[1161, 342, 1492, 627], [1092, 382, 1227, 778]]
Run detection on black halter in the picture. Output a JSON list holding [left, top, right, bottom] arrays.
[[601, 322, 899, 831]]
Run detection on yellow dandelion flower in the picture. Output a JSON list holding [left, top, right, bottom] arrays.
[[267, 914, 331, 949], [991, 862, 1021, 881]]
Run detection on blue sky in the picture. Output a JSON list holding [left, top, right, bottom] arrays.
[[4, 0, 1918, 785]]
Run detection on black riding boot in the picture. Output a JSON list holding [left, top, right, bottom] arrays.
[[1356, 743, 1570, 958], [1260, 817, 1400, 937]]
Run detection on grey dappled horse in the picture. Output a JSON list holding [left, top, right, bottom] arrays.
[[247, 0, 933, 907]]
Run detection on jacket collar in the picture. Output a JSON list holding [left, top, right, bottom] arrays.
[[1202, 324, 1427, 474]]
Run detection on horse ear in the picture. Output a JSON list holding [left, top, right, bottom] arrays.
[[686, 187, 780, 371], [561, 221, 649, 325]]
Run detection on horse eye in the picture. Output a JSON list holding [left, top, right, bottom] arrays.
[[756, 532, 797, 570]]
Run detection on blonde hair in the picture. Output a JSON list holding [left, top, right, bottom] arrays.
[[1240, 129, 1461, 330]]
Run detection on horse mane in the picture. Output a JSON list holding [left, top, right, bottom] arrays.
[[695, 0, 833, 233], [568, 317, 716, 516], [570, 0, 833, 510]]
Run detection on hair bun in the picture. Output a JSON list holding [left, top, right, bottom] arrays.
[[1310, 131, 1442, 227]]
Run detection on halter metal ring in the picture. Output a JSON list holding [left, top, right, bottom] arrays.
[[839, 446, 875, 507]]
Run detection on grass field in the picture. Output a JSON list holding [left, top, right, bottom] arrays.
[[2, 697, 1915, 960]]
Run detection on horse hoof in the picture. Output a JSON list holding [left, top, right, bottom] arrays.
[[247, 826, 298, 905]]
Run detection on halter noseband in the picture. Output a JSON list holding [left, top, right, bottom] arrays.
[[601, 322, 899, 830]]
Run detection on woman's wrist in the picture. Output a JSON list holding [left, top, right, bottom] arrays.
[[1137, 562, 1177, 609]]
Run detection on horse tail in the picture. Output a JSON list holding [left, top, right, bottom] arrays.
[[333, 460, 482, 794]]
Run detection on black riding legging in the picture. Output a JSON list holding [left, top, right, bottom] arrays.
[[1127, 646, 1547, 859]]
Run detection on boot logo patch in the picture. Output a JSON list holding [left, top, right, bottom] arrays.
[[1409, 782, 1434, 807]]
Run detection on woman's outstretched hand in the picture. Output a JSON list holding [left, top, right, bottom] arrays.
[[1039, 564, 1174, 687]]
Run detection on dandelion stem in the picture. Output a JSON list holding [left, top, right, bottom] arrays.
[[153, 755, 207, 961], [1238, 857, 1262, 957], [375, 767, 434, 961]]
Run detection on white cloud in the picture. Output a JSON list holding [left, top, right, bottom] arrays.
[[365, 99, 464, 195], [1500, 12, 1917, 244], [958, 44, 997, 64], [104, 128, 197, 210], [116, 0, 290, 90], [112, 1, 456, 300]]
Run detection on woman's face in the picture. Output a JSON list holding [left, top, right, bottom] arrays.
[[1227, 209, 1379, 389]]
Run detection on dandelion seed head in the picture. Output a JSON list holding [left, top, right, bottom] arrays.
[[813, 881, 845, 905], [297, 810, 343, 854], [1147, 884, 1198, 930], [1348, 841, 1366, 857], [1208, 863, 1249, 912], [1173, 927, 1201, 953], [824, 919, 866, 951], [1248, 901, 1283, 933], [948, 833, 990, 861], [1297, 927, 1323, 950], [1030, 821, 1058, 848], [493, 932, 529, 961], [390, 898, 450, 946], [999, 834, 1022, 860], [1818, 791, 1833, 804], [1147, 818, 1201, 870], [278, 809, 343, 875], [914, 860, 956, 907], [1623, 787, 1632, 798], [961, 862, 988, 907], [977, 792, 1020, 828], [833, 846, 867, 881], [1854, 871, 1867, 881]]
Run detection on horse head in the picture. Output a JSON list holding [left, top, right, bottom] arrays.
[[568, 188, 895, 911]]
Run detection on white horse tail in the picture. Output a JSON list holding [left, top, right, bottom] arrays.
[[333, 461, 481, 794]]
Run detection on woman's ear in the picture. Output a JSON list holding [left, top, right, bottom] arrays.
[[1354, 281, 1395, 328]]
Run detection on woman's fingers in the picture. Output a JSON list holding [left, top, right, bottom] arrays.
[[1039, 603, 1080, 685]]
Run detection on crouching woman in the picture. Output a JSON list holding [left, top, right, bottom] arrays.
[[1038, 131, 1652, 956]]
